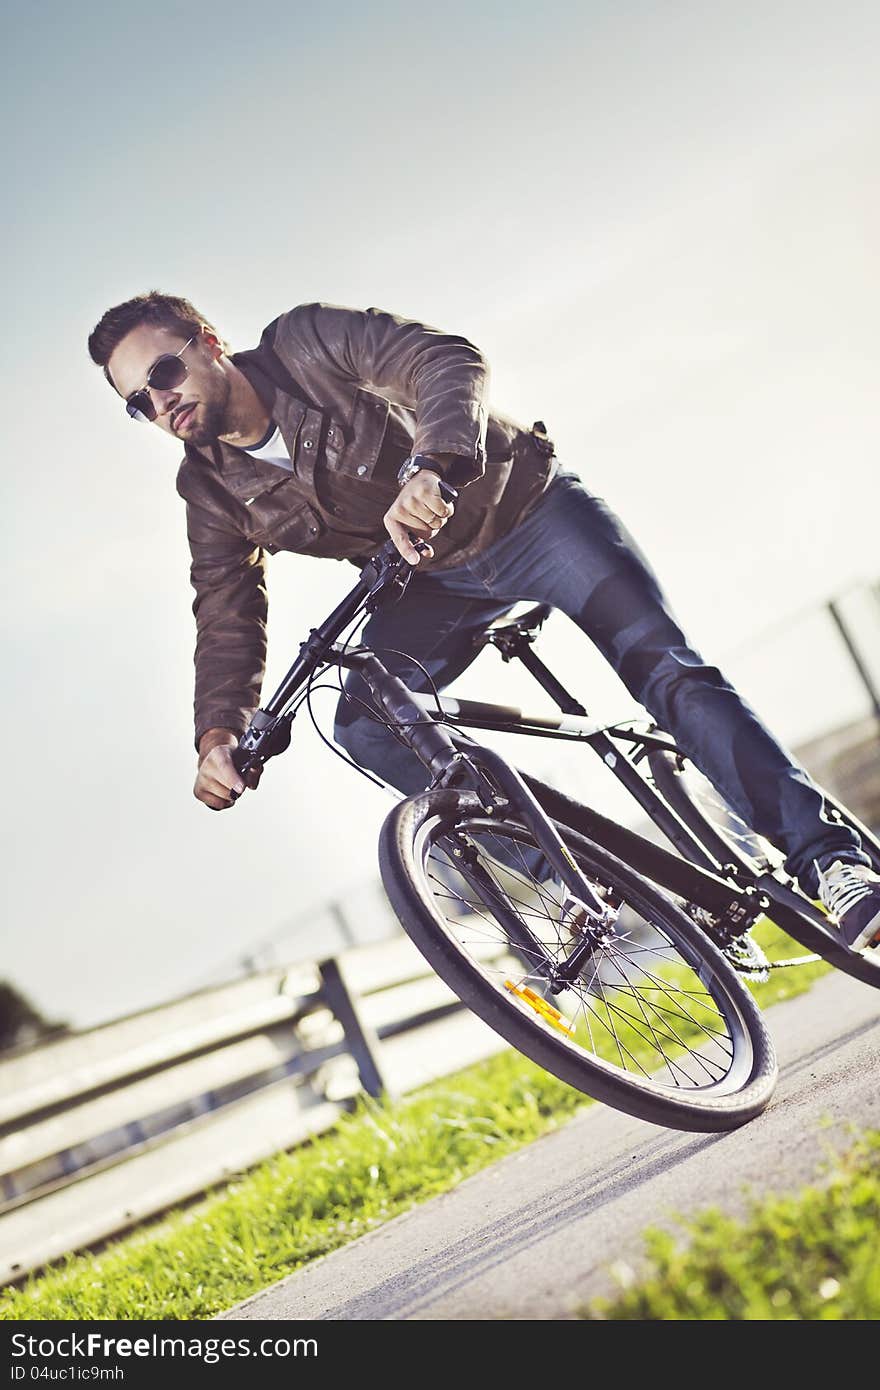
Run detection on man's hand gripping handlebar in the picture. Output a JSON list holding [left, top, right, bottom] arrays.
[[218, 479, 458, 805]]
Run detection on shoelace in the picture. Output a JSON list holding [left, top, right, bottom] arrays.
[[815, 860, 877, 920]]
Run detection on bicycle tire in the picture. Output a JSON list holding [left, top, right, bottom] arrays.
[[648, 748, 880, 988], [379, 788, 777, 1132]]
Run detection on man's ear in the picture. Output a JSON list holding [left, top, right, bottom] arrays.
[[202, 330, 222, 358]]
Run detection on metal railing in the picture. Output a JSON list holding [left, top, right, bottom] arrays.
[[0, 935, 509, 1284]]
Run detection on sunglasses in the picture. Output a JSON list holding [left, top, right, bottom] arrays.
[[125, 335, 198, 422]]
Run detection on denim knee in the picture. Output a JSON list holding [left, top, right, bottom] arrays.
[[333, 699, 379, 770], [637, 646, 731, 726], [334, 694, 427, 792]]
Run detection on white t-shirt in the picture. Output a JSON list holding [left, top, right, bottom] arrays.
[[242, 423, 292, 471]]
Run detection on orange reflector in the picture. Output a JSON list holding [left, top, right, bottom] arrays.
[[504, 981, 576, 1036]]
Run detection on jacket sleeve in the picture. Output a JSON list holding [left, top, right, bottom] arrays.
[[184, 501, 269, 750], [275, 303, 490, 487]]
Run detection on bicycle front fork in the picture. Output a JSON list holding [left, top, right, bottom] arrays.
[[444, 745, 620, 990]]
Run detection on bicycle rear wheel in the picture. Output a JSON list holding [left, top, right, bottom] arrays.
[[379, 789, 777, 1132], [648, 748, 880, 988]]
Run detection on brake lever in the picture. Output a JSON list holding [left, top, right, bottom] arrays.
[[228, 710, 294, 799]]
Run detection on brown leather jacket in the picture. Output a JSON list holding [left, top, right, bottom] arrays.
[[176, 303, 557, 747]]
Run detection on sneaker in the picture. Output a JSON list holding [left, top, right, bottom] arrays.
[[815, 859, 880, 950]]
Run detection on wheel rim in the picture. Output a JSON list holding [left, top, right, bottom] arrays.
[[417, 815, 758, 1099]]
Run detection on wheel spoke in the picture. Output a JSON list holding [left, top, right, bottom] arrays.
[[419, 818, 755, 1098], [588, 968, 728, 1080], [598, 950, 703, 1084], [598, 938, 733, 1040], [593, 963, 732, 1083]]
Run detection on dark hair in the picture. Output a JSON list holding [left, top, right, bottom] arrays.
[[87, 290, 229, 385]]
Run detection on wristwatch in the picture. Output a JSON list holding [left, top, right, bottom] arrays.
[[396, 454, 446, 489]]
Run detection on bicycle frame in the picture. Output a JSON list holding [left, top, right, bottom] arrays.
[[232, 541, 865, 977], [435, 617, 873, 975]]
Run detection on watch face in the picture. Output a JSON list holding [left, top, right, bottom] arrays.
[[398, 459, 420, 485]]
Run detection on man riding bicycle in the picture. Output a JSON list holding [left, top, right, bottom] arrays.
[[87, 291, 880, 951]]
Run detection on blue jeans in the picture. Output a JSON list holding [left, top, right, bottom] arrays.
[[334, 471, 868, 897]]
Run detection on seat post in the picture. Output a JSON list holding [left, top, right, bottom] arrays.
[[491, 628, 588, 718]]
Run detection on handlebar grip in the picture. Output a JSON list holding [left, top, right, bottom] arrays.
[[227, 743, 249, 802], [379, 478, 460, 564], [230, 744, 249, 774]]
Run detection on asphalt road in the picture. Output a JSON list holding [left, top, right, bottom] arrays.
[[222, 969, 880, 1320]]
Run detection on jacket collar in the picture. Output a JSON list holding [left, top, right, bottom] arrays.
[[232, 351, 309, 462], [183, 338, 310, 499]]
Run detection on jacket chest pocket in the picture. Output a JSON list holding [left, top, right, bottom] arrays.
[[291, 406, 326, 488], [322, 387, 390, 482], [245, 489, 325, 554]]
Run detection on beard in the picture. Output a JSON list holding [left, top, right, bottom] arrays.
[[186, 395, 228, 446], [183, 370, 233, 446]]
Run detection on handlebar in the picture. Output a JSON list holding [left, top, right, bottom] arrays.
[[230, 478, 459, 783]]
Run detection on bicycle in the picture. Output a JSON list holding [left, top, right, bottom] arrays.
[[229, 513, 879, 1133]]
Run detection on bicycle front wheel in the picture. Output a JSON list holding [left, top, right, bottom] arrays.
[[379, 789, 777, 1132]]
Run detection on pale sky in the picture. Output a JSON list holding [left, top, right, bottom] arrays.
[[3, 0, 879, 1029]]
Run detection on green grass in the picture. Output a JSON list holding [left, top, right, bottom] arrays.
[[0, 921, 830, 1321], [583, 1129, 880, 1320], [0, 1050, 592, 1320]]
